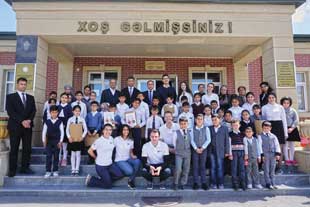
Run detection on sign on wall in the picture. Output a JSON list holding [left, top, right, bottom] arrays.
[[145, 61, 166, 71], [15, 63, 36, 91], [276, 61, 296, 88]]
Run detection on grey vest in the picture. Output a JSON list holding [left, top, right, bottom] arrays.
[[261, 134, 276, 153], [247, 138, 258, 159], [193, 127, 207, 148], [175, 129, 192, 157]]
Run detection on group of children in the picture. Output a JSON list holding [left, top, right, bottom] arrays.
[[41, 83, 300, 191]]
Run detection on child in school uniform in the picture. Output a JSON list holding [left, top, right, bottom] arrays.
[[151, 96, 162, 114], [58, 93, 73, 167], [217, 108, 225, 123], [86, 101, 102, 164], [107, 103, 122, 137], [71, 91, 88, 119], [173, 117, 192, 190], [228, 96, 244, 121], [43, 98, 57, 123], [161, 96, 178, 122], [210, 100, 219, 115], [122, 98, 146, 159], [209, 114, 231, 189], [177, 96, 193, 115], [280, 97, 301, 166], [191, 114, 211, 190], [222, 110, 233, 132], [145, 106, 164, 140], [137, 92, 150, 122], [66, 105, 88, 176], [240, 109, 256, 136], [258, 121, 281, 189], [42, 105, 64, 178], [203, 105, 213, 127], [229, 120, 246, 191], [244, 127, 263, 189], [242, 92, 257, 116], [191, 93, 205, 118], [251, 104, 262, 121], [178, 102, 194, 130], [116, 93, 129, 120]]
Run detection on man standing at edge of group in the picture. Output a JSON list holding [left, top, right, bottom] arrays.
[[6, 77, 37, 177], [157, 74, 177, 107]]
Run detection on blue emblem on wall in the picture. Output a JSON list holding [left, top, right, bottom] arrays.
[[16, 35, 38, 63]]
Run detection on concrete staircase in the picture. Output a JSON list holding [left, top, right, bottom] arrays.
[[0, 147, 310, 198]]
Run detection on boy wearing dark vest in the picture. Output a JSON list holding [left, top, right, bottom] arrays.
[[191, 114, 211, 190], [42, 105, 64, 178], [258, 121, 281, 190], [229, 120, 246, 191], [173, 117, 192, 190], [244, 127, 263, 189]]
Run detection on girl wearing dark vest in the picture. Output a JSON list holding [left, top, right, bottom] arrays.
[[42, 105, 64, 178], [58, 93, 73, 167]]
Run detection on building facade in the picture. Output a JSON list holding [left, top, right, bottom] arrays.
[[0, 0, 310, 146]]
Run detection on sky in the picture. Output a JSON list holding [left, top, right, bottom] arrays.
[[0, 0, 310, 34]]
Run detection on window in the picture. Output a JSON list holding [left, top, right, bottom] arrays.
[[296, 72, 308, 112], [2, 69, 15, 111], [191, 72, 222, 94], [88, 71, 118, 102]]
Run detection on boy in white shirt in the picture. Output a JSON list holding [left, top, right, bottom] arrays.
[[146, 106, 164, 140], [178, 102, 194, 129], [71, 91, 87, 119], [116, 93, 129, 120], [137, 92, 150, 122], [161, 96, 178, 122]]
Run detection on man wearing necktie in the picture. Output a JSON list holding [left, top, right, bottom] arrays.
[[143, 80, 158, 106], [121, 76, 140, 106], [6, 77, 36, 177]]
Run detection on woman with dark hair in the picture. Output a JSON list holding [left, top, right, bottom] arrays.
[[114, 124, 141, 189], [280, 97, 300, 166], [259, 82, 273, 107], [262, 93, 288, 173], [218, 85, 231, 111], [178, 81, 193, 105], [242, 92, 257, 116]]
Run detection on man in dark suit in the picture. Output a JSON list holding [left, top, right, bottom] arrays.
[[142, 80, 158, 106], [121, 76, 140, 106], [157, 74, 177, 107], [6, 77, 37, 177], [100, 79, 121, 105]]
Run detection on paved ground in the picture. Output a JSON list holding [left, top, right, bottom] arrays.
[[0, 195, 309, 207]]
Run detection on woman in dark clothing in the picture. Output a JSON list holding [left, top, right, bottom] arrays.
[[259, 82, 273, 107], [218, 85, 231, 111]]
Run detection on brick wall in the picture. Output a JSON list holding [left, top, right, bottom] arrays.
[[73, 57, 235, 93], [248, 56, 263, 101], [295, 54, 310, 67], [0, 52, 16, 65], [45, 57, 59, 99]]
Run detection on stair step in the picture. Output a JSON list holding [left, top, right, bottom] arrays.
[[0, 185, 309, 197], [4, 174, 309, 187], [30, 154, 90, 165]]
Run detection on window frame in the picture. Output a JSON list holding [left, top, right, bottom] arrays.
[[296, 72, 308, 112], [0, 65, 15, 112], [189, 65, 227, 94]]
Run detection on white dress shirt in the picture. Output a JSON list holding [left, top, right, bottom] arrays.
[[178, 112, 195, 129], [71, 101, 87, 119], [178, 91, 193, 105], [116, 102, 129, 119], [145, 115, 164, 137], [202, 93, 219, 106], [66, 116, 88, 139], [261, 103, 288, 137], [228, 106, 244, 121], [122, 107, 146, 128], [242, 102, 256, 116], [159, 123, 179, 147]]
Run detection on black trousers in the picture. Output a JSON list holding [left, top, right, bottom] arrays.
[[141, 164, 171, 182], [46, 139, 60, 172], [132, 128, 142, 159], [9, 128, 32, 175]]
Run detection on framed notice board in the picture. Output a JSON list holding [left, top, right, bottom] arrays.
[[275, 61, 296, 88], [14, 63, 36, 91]]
